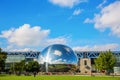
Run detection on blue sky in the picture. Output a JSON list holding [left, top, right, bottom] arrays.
[[0, 0, 120, 51]]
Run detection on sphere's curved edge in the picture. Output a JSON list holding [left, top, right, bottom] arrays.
[[38, 44, 78, 65]]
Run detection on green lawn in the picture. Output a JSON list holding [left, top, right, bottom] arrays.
[[0, 75, 120, 80]]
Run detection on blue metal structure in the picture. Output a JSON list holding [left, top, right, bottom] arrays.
[[7, 51, 40, 59], [6, 51, 120, 59], [75, 51, 120, 58]]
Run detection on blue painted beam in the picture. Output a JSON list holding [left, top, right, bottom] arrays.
[[6, 51, 120, 59], [75, 51, 120, 58]]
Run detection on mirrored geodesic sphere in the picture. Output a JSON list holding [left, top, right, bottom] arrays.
[[38, 44, 78, 72]]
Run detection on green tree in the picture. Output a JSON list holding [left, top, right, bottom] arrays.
[[25, 61, 39, 73], [10, 60, 25, 75], [0, 48, 7, 73], [14, 60, 26, 75], [94, 50, 116, 75], [20, 60, 26, 71]]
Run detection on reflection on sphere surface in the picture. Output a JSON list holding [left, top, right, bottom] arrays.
[[38, 44, 77, 72]]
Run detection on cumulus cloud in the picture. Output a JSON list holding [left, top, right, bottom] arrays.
[[0, 24, 50, 46], [0, 24, 68, 51], [54, 50, 62, 56], [73, 9, 82, 15], [84, 1, 120, 37], [73, 43, 119, 51], [49, 0, 87, 8]]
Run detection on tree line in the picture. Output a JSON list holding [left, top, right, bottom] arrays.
[[9, 60, 39, 75]]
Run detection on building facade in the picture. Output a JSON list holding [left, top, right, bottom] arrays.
[[76, 51, 120, 75], [5, 51, 40, 69]]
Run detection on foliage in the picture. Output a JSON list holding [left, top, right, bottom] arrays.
[[9, 60, 25, 75], [25, 61, 39, 73], [15, 60, 25, 73], [0, 48, 7, 72], [10, 60, 39, 75], [94, 50, 116, 74]]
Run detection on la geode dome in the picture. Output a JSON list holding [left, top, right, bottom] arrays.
[[38, 44, 78, 72]]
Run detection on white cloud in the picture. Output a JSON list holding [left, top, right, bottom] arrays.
[[64, 47, 70, 52], [49, 0, 87, 8], [38, 55, 45, 64], [38, 55, 52, 64], [84, 18, 94, 23], [68, 9, 82, 20], [54, 50, 62, 56], [51, 58, 66, 64], [73, 9, 82, 15], [8, 48, 37, 52], [0, 24, 68, 51], [84, 1, 120, 37], [73, 43, 119, 51], [45, 37, 67, 46], [97, 0, 107, 9], [0, 24, 50, 46]]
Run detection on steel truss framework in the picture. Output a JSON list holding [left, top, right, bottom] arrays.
[[7, 51, 120, 59], [7, 51, 40, 58], [75, 51, 120, 58]]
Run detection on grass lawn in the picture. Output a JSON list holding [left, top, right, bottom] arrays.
[[0, 75, 120, 80]]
